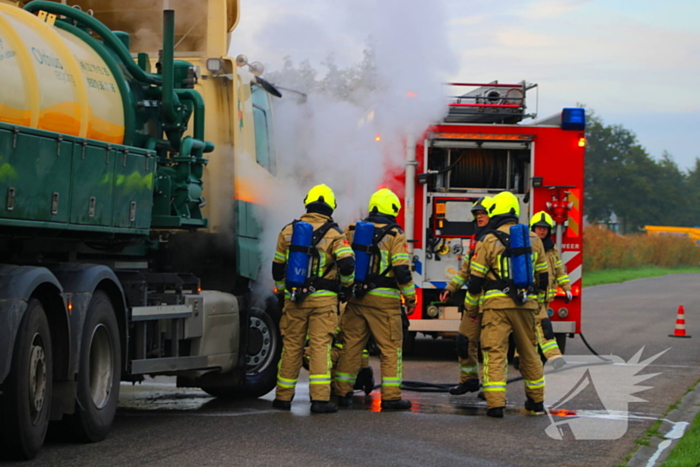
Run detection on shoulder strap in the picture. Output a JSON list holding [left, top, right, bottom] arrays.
[[312, 221, 340, 247], [373, 223, 401, 278]]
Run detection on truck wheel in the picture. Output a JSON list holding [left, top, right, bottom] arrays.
[[555, 333, 567, 355], [201, 297, 281, 399], [0, 299, 53, 460], [67, 291, 121, 443]]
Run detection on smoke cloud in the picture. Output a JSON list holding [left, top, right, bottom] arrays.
[[230, 0, 458, 289]]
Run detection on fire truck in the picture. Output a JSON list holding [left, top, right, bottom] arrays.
[[395, 81, 585, 352]]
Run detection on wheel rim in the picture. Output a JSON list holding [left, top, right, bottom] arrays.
[[246, 312, 274, 375], [88, 324, 113, 409], [28, 332, 47, 423]]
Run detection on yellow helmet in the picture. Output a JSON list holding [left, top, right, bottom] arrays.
[[530, 211, 555, 231], [368, 188, 401, 216], [471, 196, 493, 214], [488, 191, 520, 217], [304, 184, 337, 210]]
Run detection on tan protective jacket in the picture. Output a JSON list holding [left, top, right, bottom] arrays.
[[273, 212, 355, 307], [346, 221, 416, 308], [465, 222, 547, 312]]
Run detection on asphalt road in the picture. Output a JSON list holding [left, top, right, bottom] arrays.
[[14, 274, 700, 467]]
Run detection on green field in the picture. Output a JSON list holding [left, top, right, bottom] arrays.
[[583, 266, 700, 287]]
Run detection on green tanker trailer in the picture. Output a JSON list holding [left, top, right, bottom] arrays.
[[0, 0, 282, 459]]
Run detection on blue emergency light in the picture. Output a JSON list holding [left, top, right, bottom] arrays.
[[562, 107, 586, 131]]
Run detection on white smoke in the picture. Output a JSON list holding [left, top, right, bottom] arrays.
[[230, 0, 458, 289]]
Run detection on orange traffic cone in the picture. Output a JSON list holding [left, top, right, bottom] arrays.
[[669, 305, 692, 338]]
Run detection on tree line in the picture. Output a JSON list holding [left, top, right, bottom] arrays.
[[584, 110, 700, 234]]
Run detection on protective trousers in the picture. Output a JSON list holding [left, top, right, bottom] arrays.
[[480, 308, 544, 409], [457, 312, 482, 383], [275, 302, 337, 402], [334, 299, 404, 400], [536, 304, 562, 361]]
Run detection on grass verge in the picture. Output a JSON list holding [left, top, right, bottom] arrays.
[[583, 266, 700, 287], [661, 411, 700, 466]]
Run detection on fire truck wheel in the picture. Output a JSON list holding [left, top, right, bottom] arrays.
[[67, 290, 121, 443], [202, 296, 281, 399], [554, 333, 567, 354], [0, 299, 53, 460]]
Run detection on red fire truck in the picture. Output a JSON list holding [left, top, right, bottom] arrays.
[[393, 81, 585, 352]]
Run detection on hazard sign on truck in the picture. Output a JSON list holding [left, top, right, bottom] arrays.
[[393, 81, 585, 351]]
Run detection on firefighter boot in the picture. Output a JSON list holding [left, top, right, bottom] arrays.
[[449, 378, 480, 395], [525, 397, 545, 415], [354, 366, 375, 395], [272, 399, 291, 411], [311, 401, 339, 414], [337, 392, 354, 408], [381, 399, 412, 410], [486, 407, 504, 418]]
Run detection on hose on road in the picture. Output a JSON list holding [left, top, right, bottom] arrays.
[[396, 332, 614, 393]]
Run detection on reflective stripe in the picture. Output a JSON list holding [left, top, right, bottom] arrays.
[[450, 275, 466, 288], [308, 290, 338, 297], [275, 281, 285, 290], [535, 262, 548, 272], [335, 372, 356, 383], [367, 288, 401, 299], [362, 349, 369, 357], [380, 250, 389, 273], [471, 261, 488, 275], [555, 260, 563, 267], [277, 376, 297, 388], [400, 283, 415, 295], [274, 251, 286, 262], [557, 275, 570, 285], [482, 382, 506, 392], [460, 365, 478, 374], [525, 377, 545, 389], [541, 341, 559, 353], [335, 246, 354, 257], [309, 374, 332, 385], [465, 292, 479, 306], [392, 253, 409, 262], [484, 290, 508, 299], [339, 273, 354, 287], [382, 377, 401, 387]]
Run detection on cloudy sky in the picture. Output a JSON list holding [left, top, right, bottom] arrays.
[[229, 0, 700, 170]]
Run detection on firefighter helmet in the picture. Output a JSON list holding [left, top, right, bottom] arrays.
[[530, 211, 555, 231], [304, 184, 337, 210], [471, 196, 493, 214], [368, 188, 401, 216], [488, 191, 520, 217]]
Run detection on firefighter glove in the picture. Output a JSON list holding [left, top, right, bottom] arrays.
[[565, 290, 573, 304], [439, 289, 451, 302]]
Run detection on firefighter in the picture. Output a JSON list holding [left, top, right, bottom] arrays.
[[438, 196, 493, 395], [271, 184, 355, 414], [529, 211, 572, 369], [465, 191, 548, 418], [333, 188, 416, 410]]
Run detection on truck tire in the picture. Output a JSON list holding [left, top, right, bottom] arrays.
[[67, 291, 121, 443], [201, 297, 281, 399], [0, 299, 53, 460]]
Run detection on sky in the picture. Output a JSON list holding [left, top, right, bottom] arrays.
[[229, 0, 700, 170]]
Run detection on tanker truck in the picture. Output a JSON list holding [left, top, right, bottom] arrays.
[[0, 0, 283, 459]]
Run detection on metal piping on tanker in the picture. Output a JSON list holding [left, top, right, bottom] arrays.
[[405, 134, 417, 255], [24, 1, 162, 86], [161, 10, 179, 125]]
